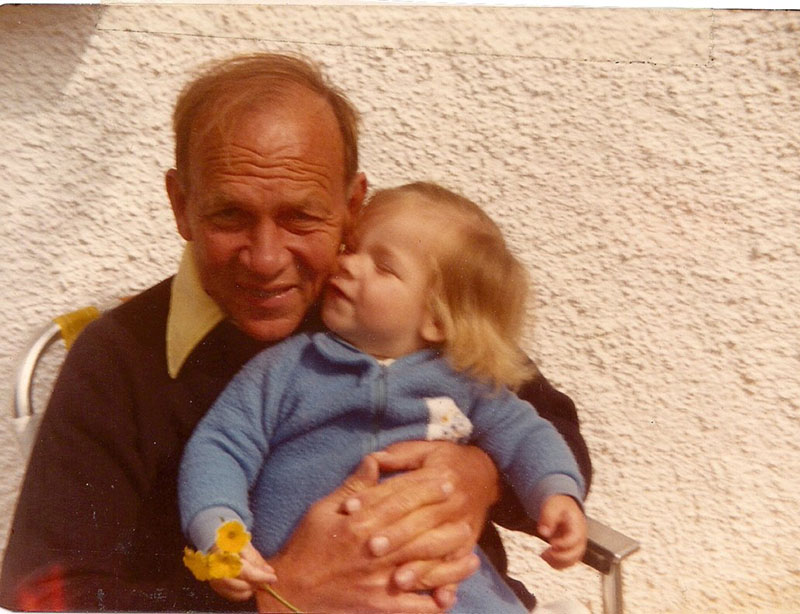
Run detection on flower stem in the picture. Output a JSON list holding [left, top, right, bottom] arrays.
[[261, 585, 302, 613]]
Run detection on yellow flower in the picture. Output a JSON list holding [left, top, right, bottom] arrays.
[[183, 547, 210, 581], [207, 550, 243, 579], [215, 520, 251, 553]]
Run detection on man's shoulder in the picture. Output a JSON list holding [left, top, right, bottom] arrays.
[[69, 277, 173, 357], [112, 277, 173, 322]]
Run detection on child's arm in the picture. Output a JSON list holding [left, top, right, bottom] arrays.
[[537, 494, 587, 569], [178, 340, 302, 545], [468, 386, 587, 565], [178, 371, 271, 544]]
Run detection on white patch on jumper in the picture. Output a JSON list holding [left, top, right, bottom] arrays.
[[425, 397, 473, 442]]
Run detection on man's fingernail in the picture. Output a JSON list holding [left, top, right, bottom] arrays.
[[370, 535, 390, 556], [343, 497, 362, 513], [469, 553, 480, 570], [441, 481, 454, 495], [436, 589, 456, 610], [395, 569, 414, 588]]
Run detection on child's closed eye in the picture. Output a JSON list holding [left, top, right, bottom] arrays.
[[375, 260, 398, 277]]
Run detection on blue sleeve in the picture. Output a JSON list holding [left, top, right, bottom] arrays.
[[468, 386, 586, 521], [177, 338, 302, 549]]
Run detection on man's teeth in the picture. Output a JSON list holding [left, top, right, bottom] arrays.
[[247, 288, 289, 298], [250, 287, 288, 298]]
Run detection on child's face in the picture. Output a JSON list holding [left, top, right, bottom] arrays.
[[321, 203, 443, 359]]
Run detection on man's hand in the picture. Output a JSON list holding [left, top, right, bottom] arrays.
[[208, 543, 276, 602], [260, 454, 477, 613], [341, 441, 500, 603], [537, 495, 587, 570]]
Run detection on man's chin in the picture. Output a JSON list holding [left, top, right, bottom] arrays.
[[234, 316, 304, 344]]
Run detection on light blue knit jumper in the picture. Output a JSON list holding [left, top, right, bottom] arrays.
[[179, 332, 584, 613]]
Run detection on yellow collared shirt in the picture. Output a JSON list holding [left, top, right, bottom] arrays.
[[166, 245, 225, 379]]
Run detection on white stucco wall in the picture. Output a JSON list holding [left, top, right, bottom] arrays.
[[1, 5, 798, 613]]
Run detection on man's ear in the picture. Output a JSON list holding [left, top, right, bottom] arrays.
[[165, 169, 192, 241], [345, 172, 368, 221]]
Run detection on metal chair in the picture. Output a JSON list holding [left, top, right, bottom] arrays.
[[10, 305, 640, 614]]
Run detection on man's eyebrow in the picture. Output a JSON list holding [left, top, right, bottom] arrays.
[[205, 190, 241, 207], [280, 197, 333, 215]]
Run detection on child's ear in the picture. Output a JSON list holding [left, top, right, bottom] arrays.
[[420, 311, 445, 344]]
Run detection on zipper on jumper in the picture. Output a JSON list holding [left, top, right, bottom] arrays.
[[370, 365, 388, 450]]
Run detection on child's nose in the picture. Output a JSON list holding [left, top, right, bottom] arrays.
[[336, 253, 358, 278]]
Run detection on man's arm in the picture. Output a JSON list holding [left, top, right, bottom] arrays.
[[0, 318, 195, 611]]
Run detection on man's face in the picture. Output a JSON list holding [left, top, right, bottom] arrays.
[[169, 96, 364, 342]]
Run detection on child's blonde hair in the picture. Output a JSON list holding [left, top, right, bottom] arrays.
[[363, 182, 537, 391]]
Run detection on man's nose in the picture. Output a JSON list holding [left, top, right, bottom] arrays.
[[239, 220, 291, 277]]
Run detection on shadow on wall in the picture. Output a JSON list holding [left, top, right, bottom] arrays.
[[0, 5, 106, 114]]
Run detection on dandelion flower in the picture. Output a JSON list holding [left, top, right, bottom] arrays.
[[208, 551, 243, 579], [215, 520, 251, 554], [183, 547, 210, 581], [215, 520, 251, 553]]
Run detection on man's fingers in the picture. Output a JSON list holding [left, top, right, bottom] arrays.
[[376, 514, 472, 561], [342, 465, 455, 517], [433, 584, 458, 611], [368, 494, 474, 560], [393, 551, 480, 591], [369, 441, 439, 472], [329, 454, 381, 506], [340, 472, 456, 549]]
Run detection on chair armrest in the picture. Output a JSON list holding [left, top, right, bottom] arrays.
[[13, 321, 61, 420], [13, 306, 103, 420], [583, 515, 640, 574]]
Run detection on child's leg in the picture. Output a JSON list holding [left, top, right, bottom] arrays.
[[451, 548, 591, 614], [451, 548, 529, 614]]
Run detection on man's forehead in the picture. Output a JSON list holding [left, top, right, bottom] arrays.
[[188, 102, 348, 192]]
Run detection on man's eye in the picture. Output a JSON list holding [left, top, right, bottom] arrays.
[[209, 209, 247, 229], [282, 210, 325, 232]]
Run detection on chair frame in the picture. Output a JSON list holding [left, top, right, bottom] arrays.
[[11, 307, 640, 614]]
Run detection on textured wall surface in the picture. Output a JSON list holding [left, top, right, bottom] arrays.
[[1, 6, 798, 613]]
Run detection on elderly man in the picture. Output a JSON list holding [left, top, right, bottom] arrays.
[[0, 53, 591, 612]]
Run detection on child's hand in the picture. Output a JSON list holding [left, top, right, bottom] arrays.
[[536, 495, 587, 570], [208, 542, 277, 602]]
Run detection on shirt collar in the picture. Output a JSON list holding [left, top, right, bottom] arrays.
[[166, 245, 226, 379]]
